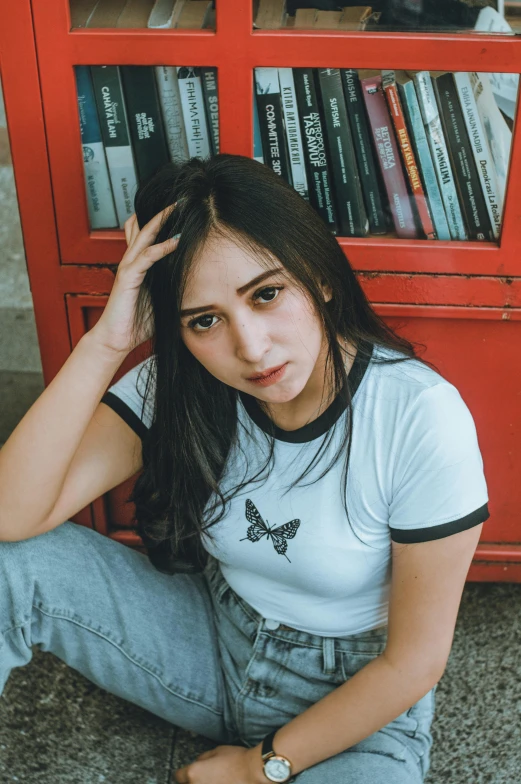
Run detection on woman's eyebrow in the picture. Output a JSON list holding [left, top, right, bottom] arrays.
[[180, 267, 284, 317]]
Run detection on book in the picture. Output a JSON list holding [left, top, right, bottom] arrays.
[[201, 67, 219, 156], [153, 66, 190, 162], [89, 65, 138, 226], [254, 68, 293, 185], [359, 71, 418, 239], [293, 68, 338, 233], [453, 71, 503, 239], [176, 67, 212, 158], [293, 8, 317, 27], [341, 69, 387, 235], [254, 0, 287, 28], [414, 70, 467, 241], [317, 68, 368, 236], [394, 70, 450, 241], [431, 71, 494, 241], [278, 68, 309, 200], [147, 0, 185, 28], [473, 71, 512, 204], [253, 95, 264, 164], [119, 66, 170, 185], [75, 65, 118, 228], [382, 70, 436, 240]]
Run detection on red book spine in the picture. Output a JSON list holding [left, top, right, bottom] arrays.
[[383, 75, 436, 240], [360, 73, 418, 239]]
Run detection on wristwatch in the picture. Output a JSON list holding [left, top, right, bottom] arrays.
[[261, 729, 295, 782]]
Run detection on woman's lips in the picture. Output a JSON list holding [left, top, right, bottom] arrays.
[[247, 363, 288, 387]]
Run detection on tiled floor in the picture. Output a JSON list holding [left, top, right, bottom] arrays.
[[1, 79, 521, 784]]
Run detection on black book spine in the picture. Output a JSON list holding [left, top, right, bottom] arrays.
[[432, 72, 494, 241], [201, 67, 219, 155], [341, 69, 388, 235], [293, 68, 338, 233], [119, 66, 170, 185], [317, 68, 368, 237], [255, 69, 292, 186]]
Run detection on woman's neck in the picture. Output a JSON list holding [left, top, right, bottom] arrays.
[[261, 338, 357, 432]]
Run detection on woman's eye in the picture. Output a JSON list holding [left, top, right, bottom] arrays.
[[190, 314, 217, 331], [255, 286, 282, 303]]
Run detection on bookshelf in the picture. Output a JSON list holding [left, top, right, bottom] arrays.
[[1, 0, 521, 579]]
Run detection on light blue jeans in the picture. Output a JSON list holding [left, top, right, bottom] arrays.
[[0, 521, 436, 782]]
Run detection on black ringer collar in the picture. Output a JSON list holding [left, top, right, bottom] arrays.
[[238, 341, 374, 444]]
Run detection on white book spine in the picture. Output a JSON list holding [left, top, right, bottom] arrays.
[[475, 71, 511, 205], [148, 0, 179, 28], [105, 146, 138, 227], [454, 71, 502, 239], [176, 67, 211, 159], [278, 68, 309, 200], [155, 66, 189, 162], [414, 71, 467, 241], [83, 142, 118, 228]]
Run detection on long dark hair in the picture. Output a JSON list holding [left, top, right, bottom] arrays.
[[128, 154, 427, 574]]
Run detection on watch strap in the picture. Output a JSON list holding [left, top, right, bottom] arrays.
[[261, 728, 278, 760]]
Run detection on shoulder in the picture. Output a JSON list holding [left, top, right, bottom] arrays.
[[100, 355, 156, 436]]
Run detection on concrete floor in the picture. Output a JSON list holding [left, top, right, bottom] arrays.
[[1, 78, 521, 784]]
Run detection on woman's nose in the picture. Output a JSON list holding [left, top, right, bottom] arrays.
[[233, 317, 271, 364]]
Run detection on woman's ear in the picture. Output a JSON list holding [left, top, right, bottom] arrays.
[[321, 281, 333, 303]]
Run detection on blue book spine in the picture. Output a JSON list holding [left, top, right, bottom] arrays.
[[253, 95, 264, 163], [397, 77, 451, 241], [75, 66, 118, 229]]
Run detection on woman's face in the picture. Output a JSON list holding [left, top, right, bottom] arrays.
[[179, 233, 329, 406]]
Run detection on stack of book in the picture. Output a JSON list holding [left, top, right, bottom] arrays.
[[254, 65, 512, 241], [73, 0, 218, 229]]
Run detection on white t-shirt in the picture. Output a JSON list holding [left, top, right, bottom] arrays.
[[101, 342, 489, 637]]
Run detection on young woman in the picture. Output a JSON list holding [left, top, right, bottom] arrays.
[[0, 155, 489, 784]]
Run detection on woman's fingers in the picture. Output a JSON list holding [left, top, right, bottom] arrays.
[[123, 203, 177, 262]]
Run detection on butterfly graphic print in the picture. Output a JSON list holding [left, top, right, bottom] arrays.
[[239, 499, 300, 562]]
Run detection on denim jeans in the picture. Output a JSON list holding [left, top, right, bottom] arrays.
[[0, 521, 436, 782]]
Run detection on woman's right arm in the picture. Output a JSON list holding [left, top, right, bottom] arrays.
[[0, 206, 178, 542]]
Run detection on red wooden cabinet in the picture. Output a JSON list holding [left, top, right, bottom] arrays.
[[1, 0, 520, 579]]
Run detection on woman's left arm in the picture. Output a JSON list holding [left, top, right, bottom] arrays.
[[244, 522, 483, 782]]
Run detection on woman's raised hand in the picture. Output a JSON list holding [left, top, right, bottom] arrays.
[[90, 205, 179, 355]]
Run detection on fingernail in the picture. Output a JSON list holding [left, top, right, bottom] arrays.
[[172, 233, 181, 240]]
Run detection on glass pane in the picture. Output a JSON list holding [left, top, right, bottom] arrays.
[[253, 66, 517, 241], [74, 64, 219, 229], [70, 0, 216, 31], [253, 1, 521, 35]]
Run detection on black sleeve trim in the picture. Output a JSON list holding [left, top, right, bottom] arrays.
[[100, 392, 149, 441], [390, 503, 490, 544]]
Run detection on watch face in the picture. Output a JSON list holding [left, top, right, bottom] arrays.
[[264, 756, 292, 782]]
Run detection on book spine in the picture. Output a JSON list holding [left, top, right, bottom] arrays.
[[317, 68, 368, 236], [201, 67, 219, 155], [120, 66, 170, 185], [383, 72, 436, 239], [341, 69, 387, 235], [454, 71, 502, 239], [154, 65, 190, 162], [414, 71, 467, 241], [254, 68, 293, 186], [292, 68, 339, 233], [397, 78, 451, 241], [432, 72, 494, 241], [75, 66, 118, 229], [474, 72, 511, 206], [253, 95, 264, 163], [176, 67, 212, 159], [278, 68, 309, 200], [90, 65, 138, 227], [360, 74, 418, 239]]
